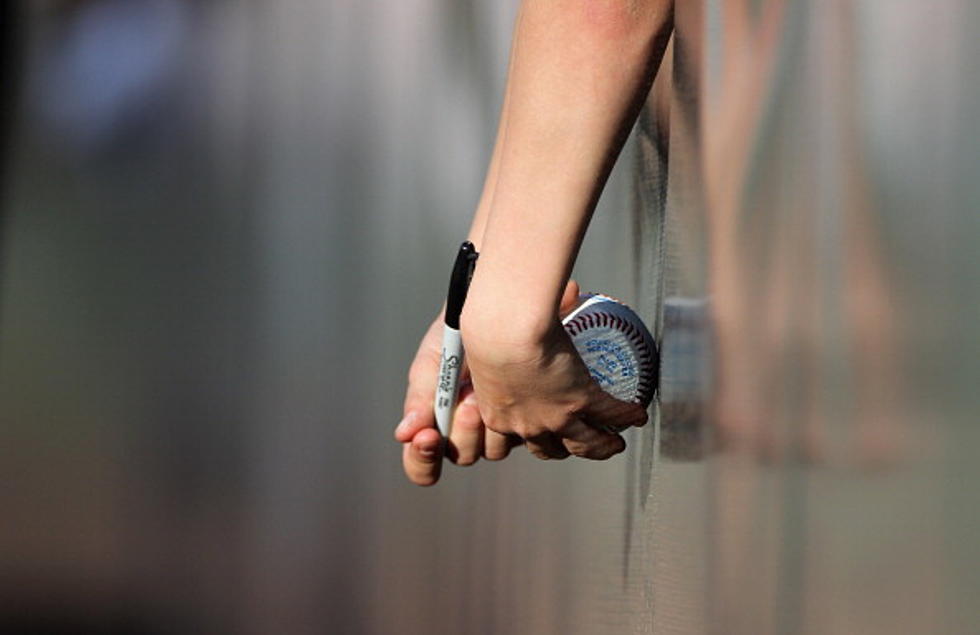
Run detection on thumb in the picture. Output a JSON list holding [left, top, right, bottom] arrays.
[[559, 279, 581, 318]]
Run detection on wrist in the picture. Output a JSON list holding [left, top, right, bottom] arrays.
[[460, 266, 560, 357]]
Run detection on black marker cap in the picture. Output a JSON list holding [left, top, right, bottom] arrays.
[[445, 241, 478, 329]]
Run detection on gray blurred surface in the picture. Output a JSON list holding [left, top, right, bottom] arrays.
[[1, 1, 978, 634]]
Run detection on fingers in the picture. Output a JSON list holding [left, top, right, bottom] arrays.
[[560, 419, 626, 460], [447, 387, 483, 466], [402, 427, 443, 486], [546, 388, 644, 461], [394, 410, 430, 443], [397, 345, 451, 443], [397, 364, 439, 443], [483, 430, 509, 461], [580, 388, 649, 431], [525, 432, 571, 460], [484, 429, 523, 461]]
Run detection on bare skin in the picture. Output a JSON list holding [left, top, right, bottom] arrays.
[[396, 0, 675, 485], [395, 280, 586, 486]]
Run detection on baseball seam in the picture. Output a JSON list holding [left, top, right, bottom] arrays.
[[563, 308, 658, 405]]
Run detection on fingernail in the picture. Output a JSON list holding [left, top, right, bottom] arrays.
[[463, 392, 478, 406], [419, 444, 437, 460], [396, 412, 417, 435]]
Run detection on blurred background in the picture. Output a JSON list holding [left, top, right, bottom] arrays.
[[1, 1, 978, 634], [1, 1, 639, 633]]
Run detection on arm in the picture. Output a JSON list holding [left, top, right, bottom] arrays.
[[467, 0, 673, 337], [398, 0, 674, 482], [393, 39, 520, 487]]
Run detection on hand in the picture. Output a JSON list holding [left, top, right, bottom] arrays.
[[393, 279, 635, 485], [394, 312, 523, 487], [461, 280, 649, 460]]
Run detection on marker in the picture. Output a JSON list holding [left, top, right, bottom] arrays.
[[434, 241, 478, 441]]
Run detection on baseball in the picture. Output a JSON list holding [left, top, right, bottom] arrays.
[[562, 293, 659, 408]]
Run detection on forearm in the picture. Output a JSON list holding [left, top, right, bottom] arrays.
[[465, 31, 516, 250], [465, 0, 673, 341]]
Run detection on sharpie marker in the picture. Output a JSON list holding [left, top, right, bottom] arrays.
[[434, 241, 478, 440]]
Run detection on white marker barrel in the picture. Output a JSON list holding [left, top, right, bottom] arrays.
[[434, 326, 464, 438]]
